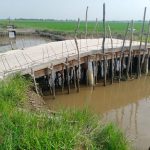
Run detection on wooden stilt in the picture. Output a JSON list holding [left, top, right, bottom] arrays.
[[74, 39, 80, 93], [104, 56, 107, 86], [108, 25, 114, 84], [138, 7, 147, 78], [86, 57, 89, 86], [95, 55, 98, 84], [74, 18, 80, 92], [120, 22, 130, 79], [92, 61, 95, 90], [130, 52, 133, 77], [61, 64, 64, 93], [147, 48, 150, 74], [85, 6, 88, 39], [126, 20, 134, 79], [47, 68, 52, 95], [102, 3, 106, 86], [31, 68, 39, 95], [73, 65, 77, 90], [51, 69, 56, 99], [76, 66, 80, 93], [66, 58, 70, 94], [141, 20, 150, 74], [92, 18, 98, 39]]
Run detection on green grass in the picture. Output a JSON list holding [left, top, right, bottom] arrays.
[[0, 74, 130, 150], [0, 19, 149, 35]]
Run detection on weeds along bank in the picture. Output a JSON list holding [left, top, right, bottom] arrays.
[[0, 75, 130, 150]]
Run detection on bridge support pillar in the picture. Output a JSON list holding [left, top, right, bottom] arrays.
[[143, 55, 149, 75], [87, 61, 94, 86]]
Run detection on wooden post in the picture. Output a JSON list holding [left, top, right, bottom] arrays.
[[66, 58, 70, 94], [48, 65, 56, 99], [95, 55, 98, 84], [126, 20, 134, 79], [108, 25, 114, 84], [92, 18, 98, 38], [61, 64, 64, 93], [85, 6, 88, 39], [75, 18, 80, 37], [47, 67, 52, 95], [120, 22, 130, 80], [31, 68, 39, 95], [138, 7, 147, 77], [141, 20, 150, 74], [102, 3, 106, 86], [74, 36, 80, 92], [74, 23, 80, 92], [51, 69, 56, 99], [73, 65, 77, 90]]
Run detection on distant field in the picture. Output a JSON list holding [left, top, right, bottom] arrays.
[[0, 19, 148, 36]]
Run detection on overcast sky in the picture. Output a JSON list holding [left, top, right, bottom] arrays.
[[0, 0, 150, 21]]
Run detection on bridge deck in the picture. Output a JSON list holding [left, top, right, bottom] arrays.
[[0, 38, 147, 79]]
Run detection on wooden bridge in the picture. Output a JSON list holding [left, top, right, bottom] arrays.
[[0, 37, 149, 98]]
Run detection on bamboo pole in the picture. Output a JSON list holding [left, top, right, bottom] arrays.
[[108, 25, 114, 84], [138, 7, 147, 77], [61, 64, 64, 93], [141, 20, 150, 73], [51, 69, 56, 99], [92, 18, 98, 38], [73, 65, 77, 90], [120, 22, 130, 80], [74, 38, 80, 92], [31, 68, 39, 95], [66, 58, 70, 94], [102, 3, 107, 86], [85, 6, 89, 39], [126, 20, 134, 79], [75, 18, 80, 38], [74, 18, 80, 92]]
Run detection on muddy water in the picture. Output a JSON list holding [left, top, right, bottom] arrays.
[[44, 76, 150, 150], [0, 35, 51, 53]]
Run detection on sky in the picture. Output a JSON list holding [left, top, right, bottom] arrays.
[[0, 0, 150, 21]]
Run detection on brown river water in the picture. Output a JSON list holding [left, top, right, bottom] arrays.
[[44, 76, 150, 150]]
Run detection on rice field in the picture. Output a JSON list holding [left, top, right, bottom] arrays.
[[0, 19, 148, 35]]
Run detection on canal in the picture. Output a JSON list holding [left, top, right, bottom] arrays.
[[0, 35, 51, 53], [44, 76, 150, 150]]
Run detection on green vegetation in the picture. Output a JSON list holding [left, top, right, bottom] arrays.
[[0, 19, 148, 36], [0, 74, 130, 150]]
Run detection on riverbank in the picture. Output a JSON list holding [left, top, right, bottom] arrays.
[[0, 74, 130, 150]]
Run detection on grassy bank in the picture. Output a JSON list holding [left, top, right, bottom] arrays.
[[0, 75, 130, 150]]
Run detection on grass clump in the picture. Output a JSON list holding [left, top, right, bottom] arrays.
[[0, 74, 130, 150], [92, 123, 129, 150]]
